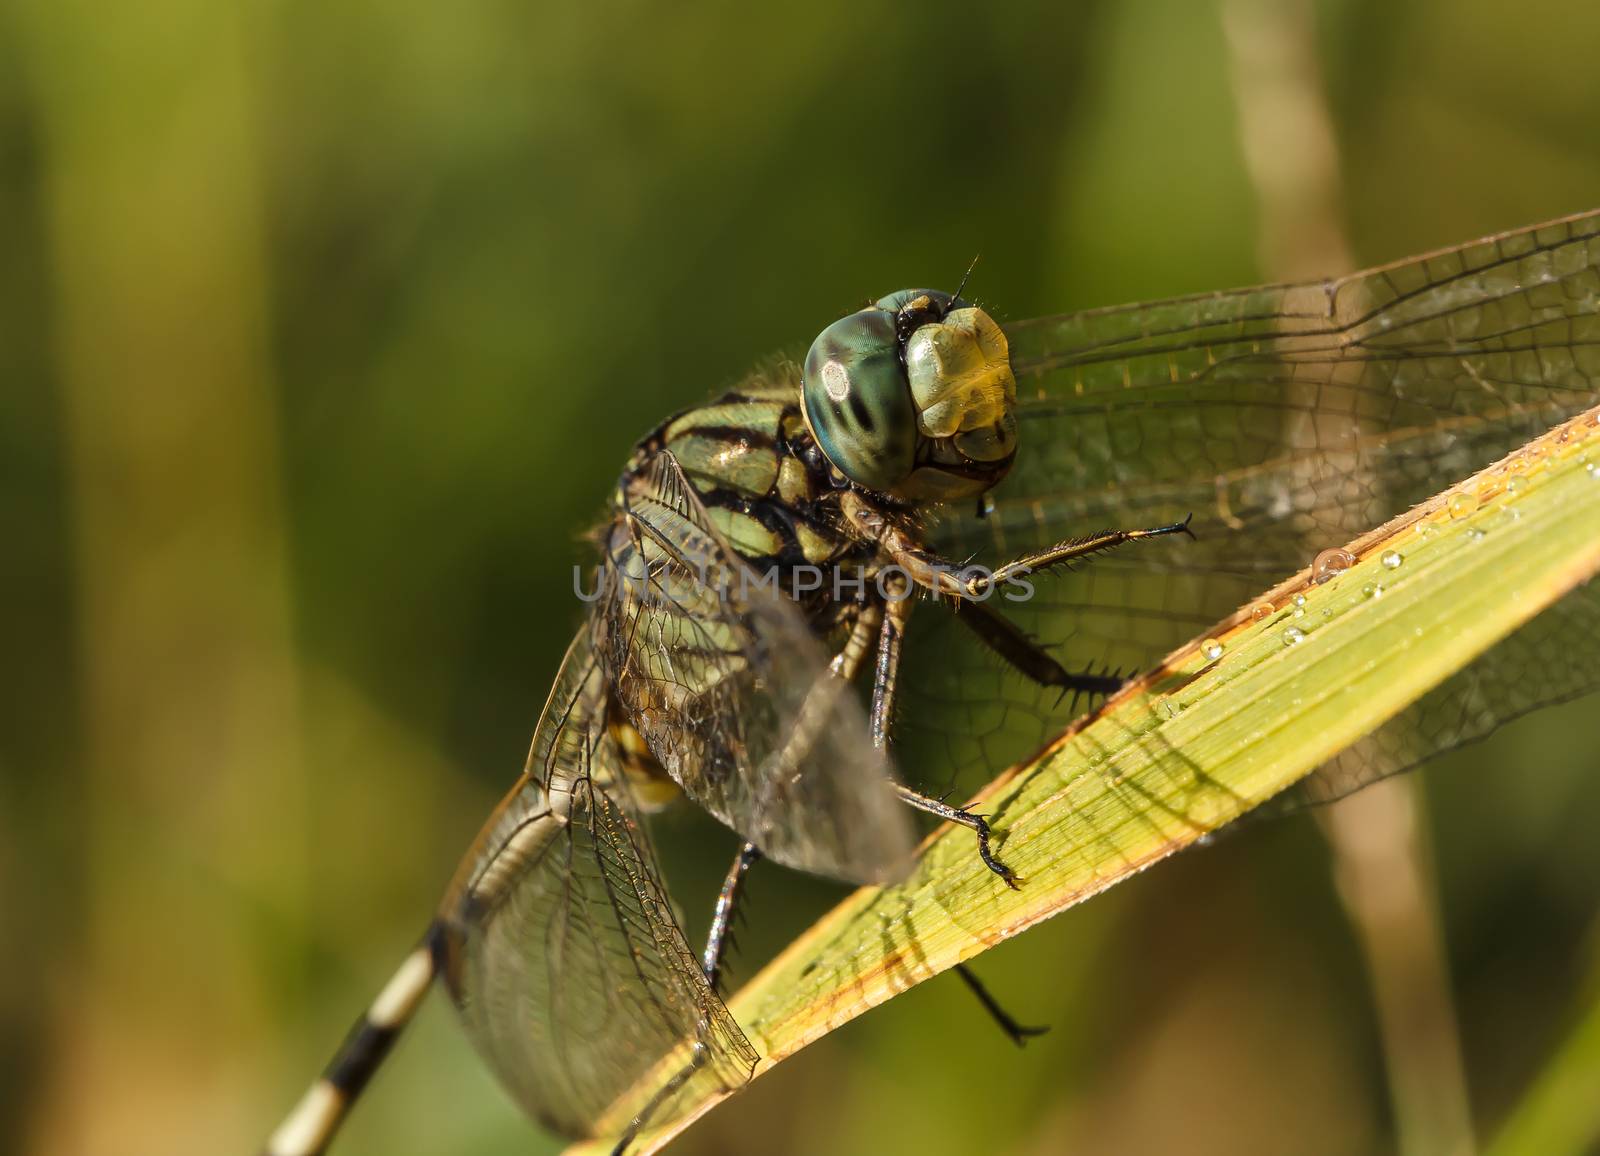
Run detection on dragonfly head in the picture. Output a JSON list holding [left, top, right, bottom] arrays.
[[801, 289, 1018, 503]]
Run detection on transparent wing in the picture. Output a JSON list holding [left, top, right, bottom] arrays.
[[593, 450, 914, 883], [897, 209, 1600, 806], [437, 629, 756, 1140]]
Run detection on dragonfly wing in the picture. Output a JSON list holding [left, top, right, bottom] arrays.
[[896, 210, 1600, 804], [437, 629, 756, 1140], [593, 449, 914, 884]]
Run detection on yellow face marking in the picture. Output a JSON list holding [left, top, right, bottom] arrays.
[[904, 306, 1016, 441]]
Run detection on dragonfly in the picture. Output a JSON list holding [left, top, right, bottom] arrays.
[[264, 209, 1600, 1156]]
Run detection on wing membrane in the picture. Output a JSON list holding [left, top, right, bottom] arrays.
[[437, 630, 756, 1140], [594, 450, 913, 883], [897, 210, 1600, 805]]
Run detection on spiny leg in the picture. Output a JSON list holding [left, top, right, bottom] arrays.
[[868, 579, 1045, 1039], [952, 598, 1125, 709], [868, 582, 913, 749], [954, 513, 1194, 597], [702, 842, 762, 993], [842, 490, 1192, 601], [872, 575, 1017, 891], [691, 602, 886, 1004], [711, 602, 882, 983], [850, 493, 1185, 706], [952, 963, 1049, 1047], [894, 783, 1019, 890]]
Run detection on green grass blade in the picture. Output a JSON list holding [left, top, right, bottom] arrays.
[[571, 404, 1600, 1155], [1484, 948, 1600, 1156]]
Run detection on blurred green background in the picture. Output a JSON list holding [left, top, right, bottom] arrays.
[[4, 1, 1600, 1154]]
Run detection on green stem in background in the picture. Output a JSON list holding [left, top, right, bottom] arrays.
[[1485, 939, 1600, 1156], [1221, 2, 1473, 1152]]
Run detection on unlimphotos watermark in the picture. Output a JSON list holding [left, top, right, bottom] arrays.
[[573, 562, 1036, 606]]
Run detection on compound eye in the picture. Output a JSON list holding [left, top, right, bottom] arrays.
[[872, 288, 959, 340], [800, 307, 918, 492]]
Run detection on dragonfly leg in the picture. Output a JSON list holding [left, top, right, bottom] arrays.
[[842, 490, 1192, 600], [864, 579, 1049, 1037], [868, 580, 914, 748], [702, 842, 762, 993], [869, 577, 1021, 889], [894, 783, 1020, 889], [952, 599, 1124, 699], [868, 586, 1047, 1037], [698, 604, 880, 990], [956, 513, 1194, 596], [952, 962, 1049, 1047]]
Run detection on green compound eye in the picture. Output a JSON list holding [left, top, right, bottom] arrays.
[[801, 290, 1018, 503], [800, 304, 919, 493]]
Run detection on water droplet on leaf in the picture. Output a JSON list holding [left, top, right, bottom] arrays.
[[1311, 547, 1356, 582]]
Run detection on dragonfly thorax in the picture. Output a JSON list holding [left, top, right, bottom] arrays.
[[801, 289, 1018, 504]]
